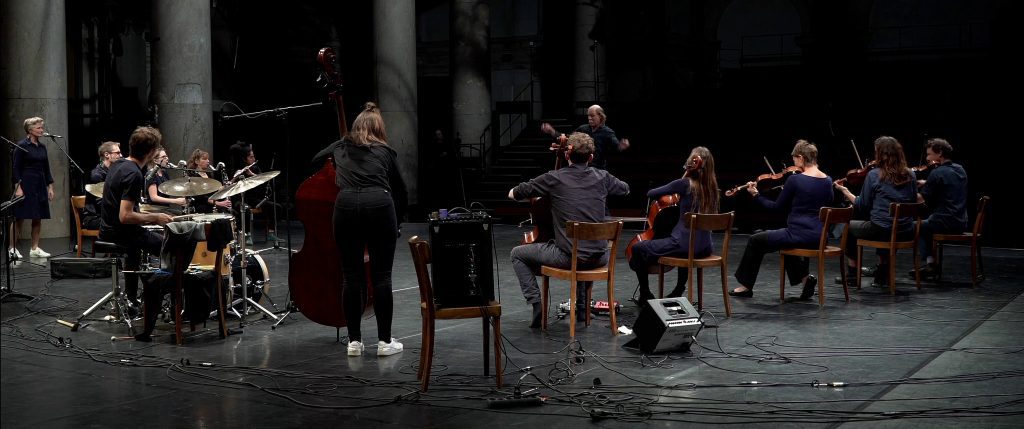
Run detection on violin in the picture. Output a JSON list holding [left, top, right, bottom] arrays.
[[834, 159, 877, 187], [912, 160, 939, 172], [625, 155, 703, 270], [724, 165, 801, 197], [522, 134, 568, 244]]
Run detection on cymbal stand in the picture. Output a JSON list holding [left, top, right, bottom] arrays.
[[235, 187, 278, 327]]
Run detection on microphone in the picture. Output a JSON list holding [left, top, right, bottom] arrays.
[[43, 133, 63, 138], [215, 162, 225, 171], [177, 160, 187, 168]]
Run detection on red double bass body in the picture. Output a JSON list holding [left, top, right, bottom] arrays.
[[287, 47, 371, 328]]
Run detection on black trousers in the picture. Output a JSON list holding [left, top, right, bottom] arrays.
[[101, 229, 162, 301], [332, 188, 399, 343], [734, 231, 811, 290]]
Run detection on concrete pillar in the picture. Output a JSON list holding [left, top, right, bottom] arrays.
[[450, 0, 491, 162], [151, 0, 213, 162], [574, 0, 606, 106], [1, 0, 71, 239], [374, 0, 419, 206]]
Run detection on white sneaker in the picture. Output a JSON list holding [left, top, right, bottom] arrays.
[[7, 248, 17, 260], [377, 338, 404, 356], [347, 340, 364, 356], [30, 247, 51, 258]]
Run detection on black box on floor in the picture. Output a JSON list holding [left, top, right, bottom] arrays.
[[49, 257, 116, 279], [623, 297, 702, 354], [428, 212, 494, 307]]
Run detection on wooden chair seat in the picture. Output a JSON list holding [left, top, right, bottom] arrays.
[[71, 195, 100, 257], [656, 212, 734, 317], [779, 206, 854, 306], [409, 236, 502, 392], [540, 221, 623, 338], [933, 195, 989, 287], [856, 202, 924, 295]]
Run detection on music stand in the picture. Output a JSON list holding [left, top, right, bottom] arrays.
[[1, 195, 34, 302]]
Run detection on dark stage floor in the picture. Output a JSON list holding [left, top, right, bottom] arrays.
[[3, 222, 1023, 428]]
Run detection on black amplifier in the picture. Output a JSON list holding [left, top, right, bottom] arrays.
[[428, 213, 494, 307], [623, 297, 702, 354]]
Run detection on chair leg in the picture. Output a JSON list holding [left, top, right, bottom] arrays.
[[913, 245, 920, 290], [421, 318, 436, 392], [888, 252, 897, 296], [817, 257, 826, 307], [720, 264, 731, 317], [418, 315, 429, 381], [541, 276, 549, 330], [970, 242, 978, 288], [493, 316, 503, 388], [779, 254, 786, 303], [482, 317, 490, 376], [607, 280, 617, 336], [696, 268, 704, 313], [76, 234, 83, 258], [657, 265, 665, 299], [856, 246, 863, 290], [839, 256, 850, 302], [569, 280, 576, 338]]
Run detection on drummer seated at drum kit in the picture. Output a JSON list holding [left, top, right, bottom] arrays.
[[98, 127, 174, 329]]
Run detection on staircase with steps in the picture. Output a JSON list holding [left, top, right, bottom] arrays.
[[461, 120, 572, 222]]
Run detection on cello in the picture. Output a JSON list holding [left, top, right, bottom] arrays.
[[288, 47, 369, 328], [521, 134, 568, 244], [625, 155, 703, 273]]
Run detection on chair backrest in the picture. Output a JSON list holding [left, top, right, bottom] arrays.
[[972, 196, 990, 237], [887, 202, 924, 244], [71, 195, 86, 231], [408, 236, 436, 318], [682, 211, 735, 259], [818, 206, 854, 251], [564, 220, 624, 272]]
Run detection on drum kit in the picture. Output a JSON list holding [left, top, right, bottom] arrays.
[[138, 170, 283, 323]]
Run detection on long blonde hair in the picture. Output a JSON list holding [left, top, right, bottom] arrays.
[[346, 102, 388, 146]]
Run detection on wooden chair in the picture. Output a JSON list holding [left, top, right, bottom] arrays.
[[856, 202, 925, 295], [657, 212, 734, 317], [933, 195, 989, 287], [779, 206, 854, 306], [71, 196, 99, 257], [540, 220, 623, 337], [409, 236, 502, 392]]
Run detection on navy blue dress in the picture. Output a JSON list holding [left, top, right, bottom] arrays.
[[12, 137, 53, 219]]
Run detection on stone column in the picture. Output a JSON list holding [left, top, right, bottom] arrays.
[[151, 0, 213, 163], [574, 0, 605, 106], [450, 0, 491, 162], [374, 0, 419, 206], [1, 0, 71, 239]]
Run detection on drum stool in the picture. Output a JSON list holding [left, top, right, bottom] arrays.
[[64, 241, 136, 334]]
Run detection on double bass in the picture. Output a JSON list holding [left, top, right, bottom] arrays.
[[288, 47, 370, 328], [625, 155, 703, 273]]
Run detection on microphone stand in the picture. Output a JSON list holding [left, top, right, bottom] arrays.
[[221, 102, 319, 330]]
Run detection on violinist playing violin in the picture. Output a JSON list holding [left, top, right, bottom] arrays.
[[909, 138, 968, 280], [730, 140, 834, 299], [833, 136, 918, 288], [509, 132, 630, 328], [628, 147, 720, 306]]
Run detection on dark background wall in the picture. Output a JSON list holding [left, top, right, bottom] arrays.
[[15, 0, 1018, 247]]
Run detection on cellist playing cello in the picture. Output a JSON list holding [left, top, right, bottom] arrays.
[[509, 133, 630, 329], [627, 147, 720, 307]]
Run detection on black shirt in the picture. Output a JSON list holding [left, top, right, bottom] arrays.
[[332, 138, 408, 217], [575, 124, 622, 170], [99, 158, 145, 239], [84, 163, 109, 218]]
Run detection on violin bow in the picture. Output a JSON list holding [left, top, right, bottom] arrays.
[[763, 156, 776, 175], [849, 138, 865, 169]]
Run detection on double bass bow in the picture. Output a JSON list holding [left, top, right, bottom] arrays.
[[289, 47, 371, 328], [625, 155, 703, 272]]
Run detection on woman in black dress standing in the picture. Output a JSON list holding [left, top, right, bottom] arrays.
[[10, 117, 55, 259]]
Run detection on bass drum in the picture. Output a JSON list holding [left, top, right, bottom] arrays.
[[230, 249, 271, 313]]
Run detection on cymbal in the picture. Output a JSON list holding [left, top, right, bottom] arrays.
[[85, 183, 103, 198], [159, 177, 224, 197], [209, 171, 280, 200]]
